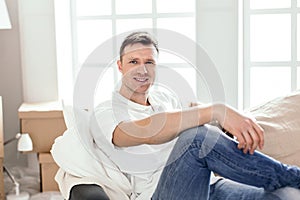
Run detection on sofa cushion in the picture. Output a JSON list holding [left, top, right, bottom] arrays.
[[249, 91, 300, 167]]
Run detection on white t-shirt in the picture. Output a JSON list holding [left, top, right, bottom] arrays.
[[91, 88, 219, 195], [91, 89, 181, 193]]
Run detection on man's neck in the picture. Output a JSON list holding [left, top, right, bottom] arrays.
[[119, 87, 150, 106]]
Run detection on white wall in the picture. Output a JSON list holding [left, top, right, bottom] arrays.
[[197, 0, 238, 107], [0, 0, 26, 166], [18, 0, 58, 102], [0, 0, 59, 167]]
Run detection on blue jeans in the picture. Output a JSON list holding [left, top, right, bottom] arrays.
[[152, 125, 300, 200]]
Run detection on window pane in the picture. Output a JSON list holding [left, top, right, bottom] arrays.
[[250, 0, 290, 9], [115, 0, 152, 14], [77, 20, 112, 64], [157, 18, 195, 40], [158, 51, 187, 64], [76, 0, 111, 16], [250, 14, 291, 62], [250, 67, 291, 106], [94, 67, 114, 105], [298, 14, 300, 61], [157, 0, 195, 13], [157, 66, 196, 106], [116, 19, 152, 34], [174, 67, 196, 89]]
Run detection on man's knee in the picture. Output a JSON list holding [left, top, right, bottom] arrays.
[[178, 125, 221, 145], [69, 184, 110, 200], [171, 125, 219, 155]]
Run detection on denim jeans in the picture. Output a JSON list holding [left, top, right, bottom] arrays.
[[209, 179, 300, 200], [152, 125, 300, 200]]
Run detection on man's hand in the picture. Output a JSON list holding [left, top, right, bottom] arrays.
[[213, 104, 264, 154]]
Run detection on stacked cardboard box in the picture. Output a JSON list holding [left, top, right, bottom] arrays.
[[18, 101, 66, 191], [0, 97, 5, 200], [38, 153, 59, 191]]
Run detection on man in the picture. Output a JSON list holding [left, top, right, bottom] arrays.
[[56, 31, 300, 200]]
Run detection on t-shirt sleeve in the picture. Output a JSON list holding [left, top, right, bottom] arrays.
[[90, 103, 120, 149]]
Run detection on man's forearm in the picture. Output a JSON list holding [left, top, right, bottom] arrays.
[[147, 105, 214, 144], [113, 105, 213, 147]]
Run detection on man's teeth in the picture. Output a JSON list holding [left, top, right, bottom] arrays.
[[135, 77, 148, 82]]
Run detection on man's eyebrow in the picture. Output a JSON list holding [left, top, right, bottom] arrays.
[[146, 58, 156, 62], [125, 56, 156, 62], [127, 56, 139, 60]]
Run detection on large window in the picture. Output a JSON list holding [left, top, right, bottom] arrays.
[[55, 1, 240, 108], [243, 0, 300, 107], [70, 0, 196, 105]]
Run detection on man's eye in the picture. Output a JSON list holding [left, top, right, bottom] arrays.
[[129, 60, 137, 64], [145, 61, 155, 66]]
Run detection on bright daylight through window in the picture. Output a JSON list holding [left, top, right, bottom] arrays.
[[72, 0, 196, 105], [243, 0, 300, 107]]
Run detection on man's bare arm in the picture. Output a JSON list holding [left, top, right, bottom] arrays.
[[113, 105, 212, 147], [113, 103, 264, 154]]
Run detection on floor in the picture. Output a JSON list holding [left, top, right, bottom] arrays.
[[4, 166, 63, 200]]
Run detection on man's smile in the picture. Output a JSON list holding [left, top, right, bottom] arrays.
[[133, 77, 149, 83]]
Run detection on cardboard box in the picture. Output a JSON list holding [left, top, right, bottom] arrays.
[[18, 101, 67, 153], [0, 159, 4, 200], [39, 153, 59, 191], [0, 97, 5, 200]]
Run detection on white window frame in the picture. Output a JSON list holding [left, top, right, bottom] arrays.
[[55, 1, 240, 108], [71, 0, 196, 75], [243, 0, 300, 108], [64, 0, 198, 106]]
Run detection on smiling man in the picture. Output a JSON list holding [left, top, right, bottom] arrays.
[[117, 42, 157, 105], [63, 31, 300, 200]]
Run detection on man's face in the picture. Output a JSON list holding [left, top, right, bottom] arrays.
[[117, 43, 158, 94]]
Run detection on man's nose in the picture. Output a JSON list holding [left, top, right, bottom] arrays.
[[136, 64, 148, 74]]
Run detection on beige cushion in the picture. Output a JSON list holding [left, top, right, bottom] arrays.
[[249, 91, 300, 167]]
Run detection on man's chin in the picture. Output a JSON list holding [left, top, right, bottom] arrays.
[[134, 85, 151, 94]]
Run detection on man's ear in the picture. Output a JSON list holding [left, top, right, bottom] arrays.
[[117, 60, 122, 72]]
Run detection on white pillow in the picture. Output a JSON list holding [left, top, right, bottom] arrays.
[[249, 91, 300, 167]]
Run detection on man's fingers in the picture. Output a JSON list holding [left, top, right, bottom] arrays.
[[241, 131, 252, 154], [236, 132, 250, 154], [248, 128, 260, 154], [236, 129, 260, 154], [236, 134, 246, 150], [252, 122, 265, 149]]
